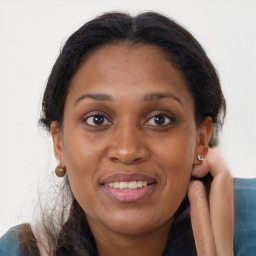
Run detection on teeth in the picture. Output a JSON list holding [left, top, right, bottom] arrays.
[[107, 181, 148, 189], [128, 181, 137, 189], [114, 181, 119, 188], [120, 182, 128, 189], [137, 181, 143, 188]]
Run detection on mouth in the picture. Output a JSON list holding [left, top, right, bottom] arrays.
[[100, 173, 157, 203], [106, 180, 149, 189]]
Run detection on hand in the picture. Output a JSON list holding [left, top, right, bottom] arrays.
[[188, 148, 234, 256]]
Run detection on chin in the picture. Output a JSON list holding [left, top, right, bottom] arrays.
[[97, 210, 173, 236]]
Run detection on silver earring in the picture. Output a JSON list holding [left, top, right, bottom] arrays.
[[197, 154, 204, 161]]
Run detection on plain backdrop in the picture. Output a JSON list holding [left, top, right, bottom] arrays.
[[0, 0, 255, 236]]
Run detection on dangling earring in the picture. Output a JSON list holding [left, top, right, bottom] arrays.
[[197, 154, 204, 161], [55, 164, 66, 177]]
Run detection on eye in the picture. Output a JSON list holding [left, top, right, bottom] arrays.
[[146, 114, 173, 126], [84, 114, 111, 126]]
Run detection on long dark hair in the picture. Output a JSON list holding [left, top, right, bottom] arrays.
[[35, 11, 226, 255]]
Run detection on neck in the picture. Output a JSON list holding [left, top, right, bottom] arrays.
[[88, 218, 173, 256]]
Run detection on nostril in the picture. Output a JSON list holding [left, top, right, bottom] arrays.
[[110, 156, 142, 165], [107, 142, 149, 165], [111, 157, 120, 163]]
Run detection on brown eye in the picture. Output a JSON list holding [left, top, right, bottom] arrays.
[[146, 114, 173, 126], [85, 115, 111, 126]]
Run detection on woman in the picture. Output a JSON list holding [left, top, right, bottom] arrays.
[[0, 11, 244, 255]]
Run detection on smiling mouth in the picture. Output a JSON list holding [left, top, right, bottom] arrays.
[[106, 180, 149, 190], [101, 173, 157, 203]]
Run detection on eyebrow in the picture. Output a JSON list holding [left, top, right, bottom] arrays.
[[144, 93, 183, 106], [74, 93, 113, 106], [73, 92, 183, 106]]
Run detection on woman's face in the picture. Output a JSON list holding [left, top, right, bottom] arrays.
[[52, 43, 207, 237]]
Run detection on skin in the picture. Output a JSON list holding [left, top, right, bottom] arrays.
[[189, 148, 234, 256], [51, 43, 232, 256]]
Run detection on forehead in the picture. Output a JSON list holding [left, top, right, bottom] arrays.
[[68, 43, 193, 107]]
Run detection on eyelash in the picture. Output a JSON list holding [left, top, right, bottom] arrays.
[[83, 114, 112, 126], [82, 112, 174, 127], [145, 113, 174, 126]]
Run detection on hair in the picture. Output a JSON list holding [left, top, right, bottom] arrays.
[[36, 11, 226, 255]]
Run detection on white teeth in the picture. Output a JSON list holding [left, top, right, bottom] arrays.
[[106, 181, 148, 189], [113, 181, 119, 188], [120, 182, 128, 189], [128, 181, 137, 189], [137, 181, 143, 188]]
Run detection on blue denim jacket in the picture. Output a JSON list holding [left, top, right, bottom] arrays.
[[1, 178, 256, 255], [0, 226, 21, 256], [234, 178, 256, 255]]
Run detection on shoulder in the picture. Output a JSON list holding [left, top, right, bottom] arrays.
[[0, 223, 40, 256], [234, 178, 256, 256], [0, 225, 21, 255]]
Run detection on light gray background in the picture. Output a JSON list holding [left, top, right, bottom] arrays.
[[0, 0, 255, 236]]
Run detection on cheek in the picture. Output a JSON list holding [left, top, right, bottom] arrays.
[[63, 130, 103, 172], [62, 133, 100, 203], [155, 128, 196, 175], [153, 129, 196, 212], [159, 155, 191, 218]]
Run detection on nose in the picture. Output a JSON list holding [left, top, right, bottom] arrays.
[[107, 122, 149, 165]]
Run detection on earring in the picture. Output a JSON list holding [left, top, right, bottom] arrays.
[[197, 154, 204, 161], [55, 164, 66, 177]]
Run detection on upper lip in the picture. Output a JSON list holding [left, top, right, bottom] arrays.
[[100, 172, 157, 185]]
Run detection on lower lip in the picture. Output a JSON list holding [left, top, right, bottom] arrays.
[[102, 184, 156, 203]]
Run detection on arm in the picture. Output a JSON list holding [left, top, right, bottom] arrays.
[[188, 148, 234, 256]]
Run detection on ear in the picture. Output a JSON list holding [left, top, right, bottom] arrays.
[[51, 121, 66, 167], [193, 116, 213, 166]]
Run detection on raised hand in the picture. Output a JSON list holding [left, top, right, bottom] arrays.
[[188, 148, 234, 256]]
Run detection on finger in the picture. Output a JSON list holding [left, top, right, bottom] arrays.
[[188, 180, 216, 256], [192, 159, 210, 178], [210, 172, 234, 256], [192, 148, 229, 178], [205, 148, 229, 177]]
